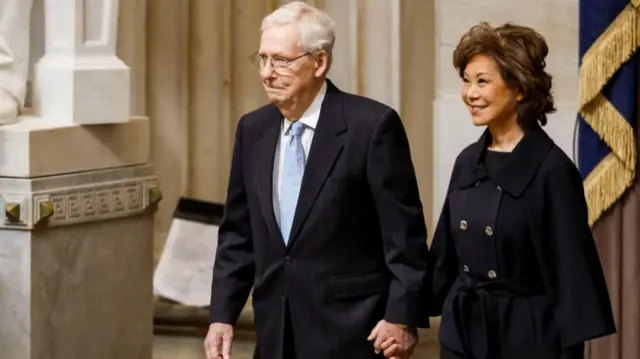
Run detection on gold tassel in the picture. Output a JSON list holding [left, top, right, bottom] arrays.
[[579, 4, 640, 109], [580, 94, 637, 170], [579, 2, 640, 226], [584, 153, 635, 227]]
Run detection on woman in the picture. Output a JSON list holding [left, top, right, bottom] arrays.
[[380, 22, 616, 359]]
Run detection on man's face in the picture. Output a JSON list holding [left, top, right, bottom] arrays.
[[258, 24, 318, 106]]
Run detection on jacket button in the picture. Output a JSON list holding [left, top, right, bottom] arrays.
[[463, 265, 469, 272], [284, 256, 292, 264], [485, 226, 493, 236], [460, 220, 468, 231], [497, 185, 502, 191], [488, 270, 497, 279]]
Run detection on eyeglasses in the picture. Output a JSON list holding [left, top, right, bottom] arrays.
[[249, 52, 311, 72]]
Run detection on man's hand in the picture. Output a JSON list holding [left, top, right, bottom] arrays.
[[204, 322, 234, 359], [367, 320, 418, 359]]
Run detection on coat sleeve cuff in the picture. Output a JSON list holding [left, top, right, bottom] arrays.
[[384, 290, 430, 328]]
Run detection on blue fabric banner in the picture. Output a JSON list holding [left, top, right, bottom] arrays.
[[577, 0, 639, 226]]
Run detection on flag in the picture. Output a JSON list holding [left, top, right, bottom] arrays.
[[577, 0, 639, 227]]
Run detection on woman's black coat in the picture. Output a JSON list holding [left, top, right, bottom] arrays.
[[430, 124, 616, 359]]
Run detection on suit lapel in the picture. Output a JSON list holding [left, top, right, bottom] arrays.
[[253, 105, 286, 248], [287, 80, 346, 246]]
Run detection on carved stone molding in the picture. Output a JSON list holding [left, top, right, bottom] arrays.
[[0, 164, 160, 230]]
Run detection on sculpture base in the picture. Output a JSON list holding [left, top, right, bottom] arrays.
[[34, 55, 130, 125], [0, 116, 149, 178], [0, 164, 157, 359], [0, 89, 19, 126]]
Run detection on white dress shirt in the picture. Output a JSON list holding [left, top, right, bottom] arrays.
[[272, 81, 327, 225]]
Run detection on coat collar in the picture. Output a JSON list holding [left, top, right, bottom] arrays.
[[454, 124, 554, 197]]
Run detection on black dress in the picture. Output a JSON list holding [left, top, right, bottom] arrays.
[[431, 126, 615, 359]]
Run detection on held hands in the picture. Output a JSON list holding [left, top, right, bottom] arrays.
[[204, 319, 418, 359], [367, 320, 418, 359], [204, 322, 234, 359]]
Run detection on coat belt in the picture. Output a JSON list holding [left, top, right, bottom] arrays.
[[451, 273, 546, 359]]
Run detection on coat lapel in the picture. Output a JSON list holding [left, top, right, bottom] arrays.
[[287, 80, 346, 246], [253, 105, 286, 247]]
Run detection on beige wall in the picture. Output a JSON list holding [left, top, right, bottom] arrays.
[[116, 0, 436, 260]]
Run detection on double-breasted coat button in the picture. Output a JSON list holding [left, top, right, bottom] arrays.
[[485, 226, 493, 236], [463, 265, 469, 272], [488, 270, 497, 279], [460, 220, 468, 231], [497, 185, 502, 191]]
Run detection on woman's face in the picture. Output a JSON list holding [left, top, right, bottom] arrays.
[[461, 54, 522, 127]]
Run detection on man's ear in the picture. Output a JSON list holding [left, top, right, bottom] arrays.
[[314, 51, 329, 78]]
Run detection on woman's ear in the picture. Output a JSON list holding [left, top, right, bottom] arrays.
[[514, 87, 524, 102]]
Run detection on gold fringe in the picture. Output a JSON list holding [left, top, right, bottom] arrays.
[[579, 2, 640, 226], [580, 94, 637, 170], [583, 153, 635, 227], [579, 3, 640, 109]]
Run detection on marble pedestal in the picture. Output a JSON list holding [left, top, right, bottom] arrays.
[[0, 119, 157, 359], [0, 116, 149, 177]]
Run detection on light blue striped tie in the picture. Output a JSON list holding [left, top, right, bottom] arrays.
[[279, 121, 306, 245]]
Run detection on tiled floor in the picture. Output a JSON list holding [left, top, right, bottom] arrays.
[[153, 328, 440, 359]]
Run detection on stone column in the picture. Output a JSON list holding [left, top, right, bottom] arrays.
[[34, 0, 129, 125], [0, 0, 156, 358]]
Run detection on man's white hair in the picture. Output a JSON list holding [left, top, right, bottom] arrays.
[[261, 2, 336, 70]]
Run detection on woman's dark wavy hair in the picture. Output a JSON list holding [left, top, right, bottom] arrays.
[[453, 22, 556, 128]]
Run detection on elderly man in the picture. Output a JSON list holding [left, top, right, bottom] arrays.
[[205, 2, 430, 359]]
